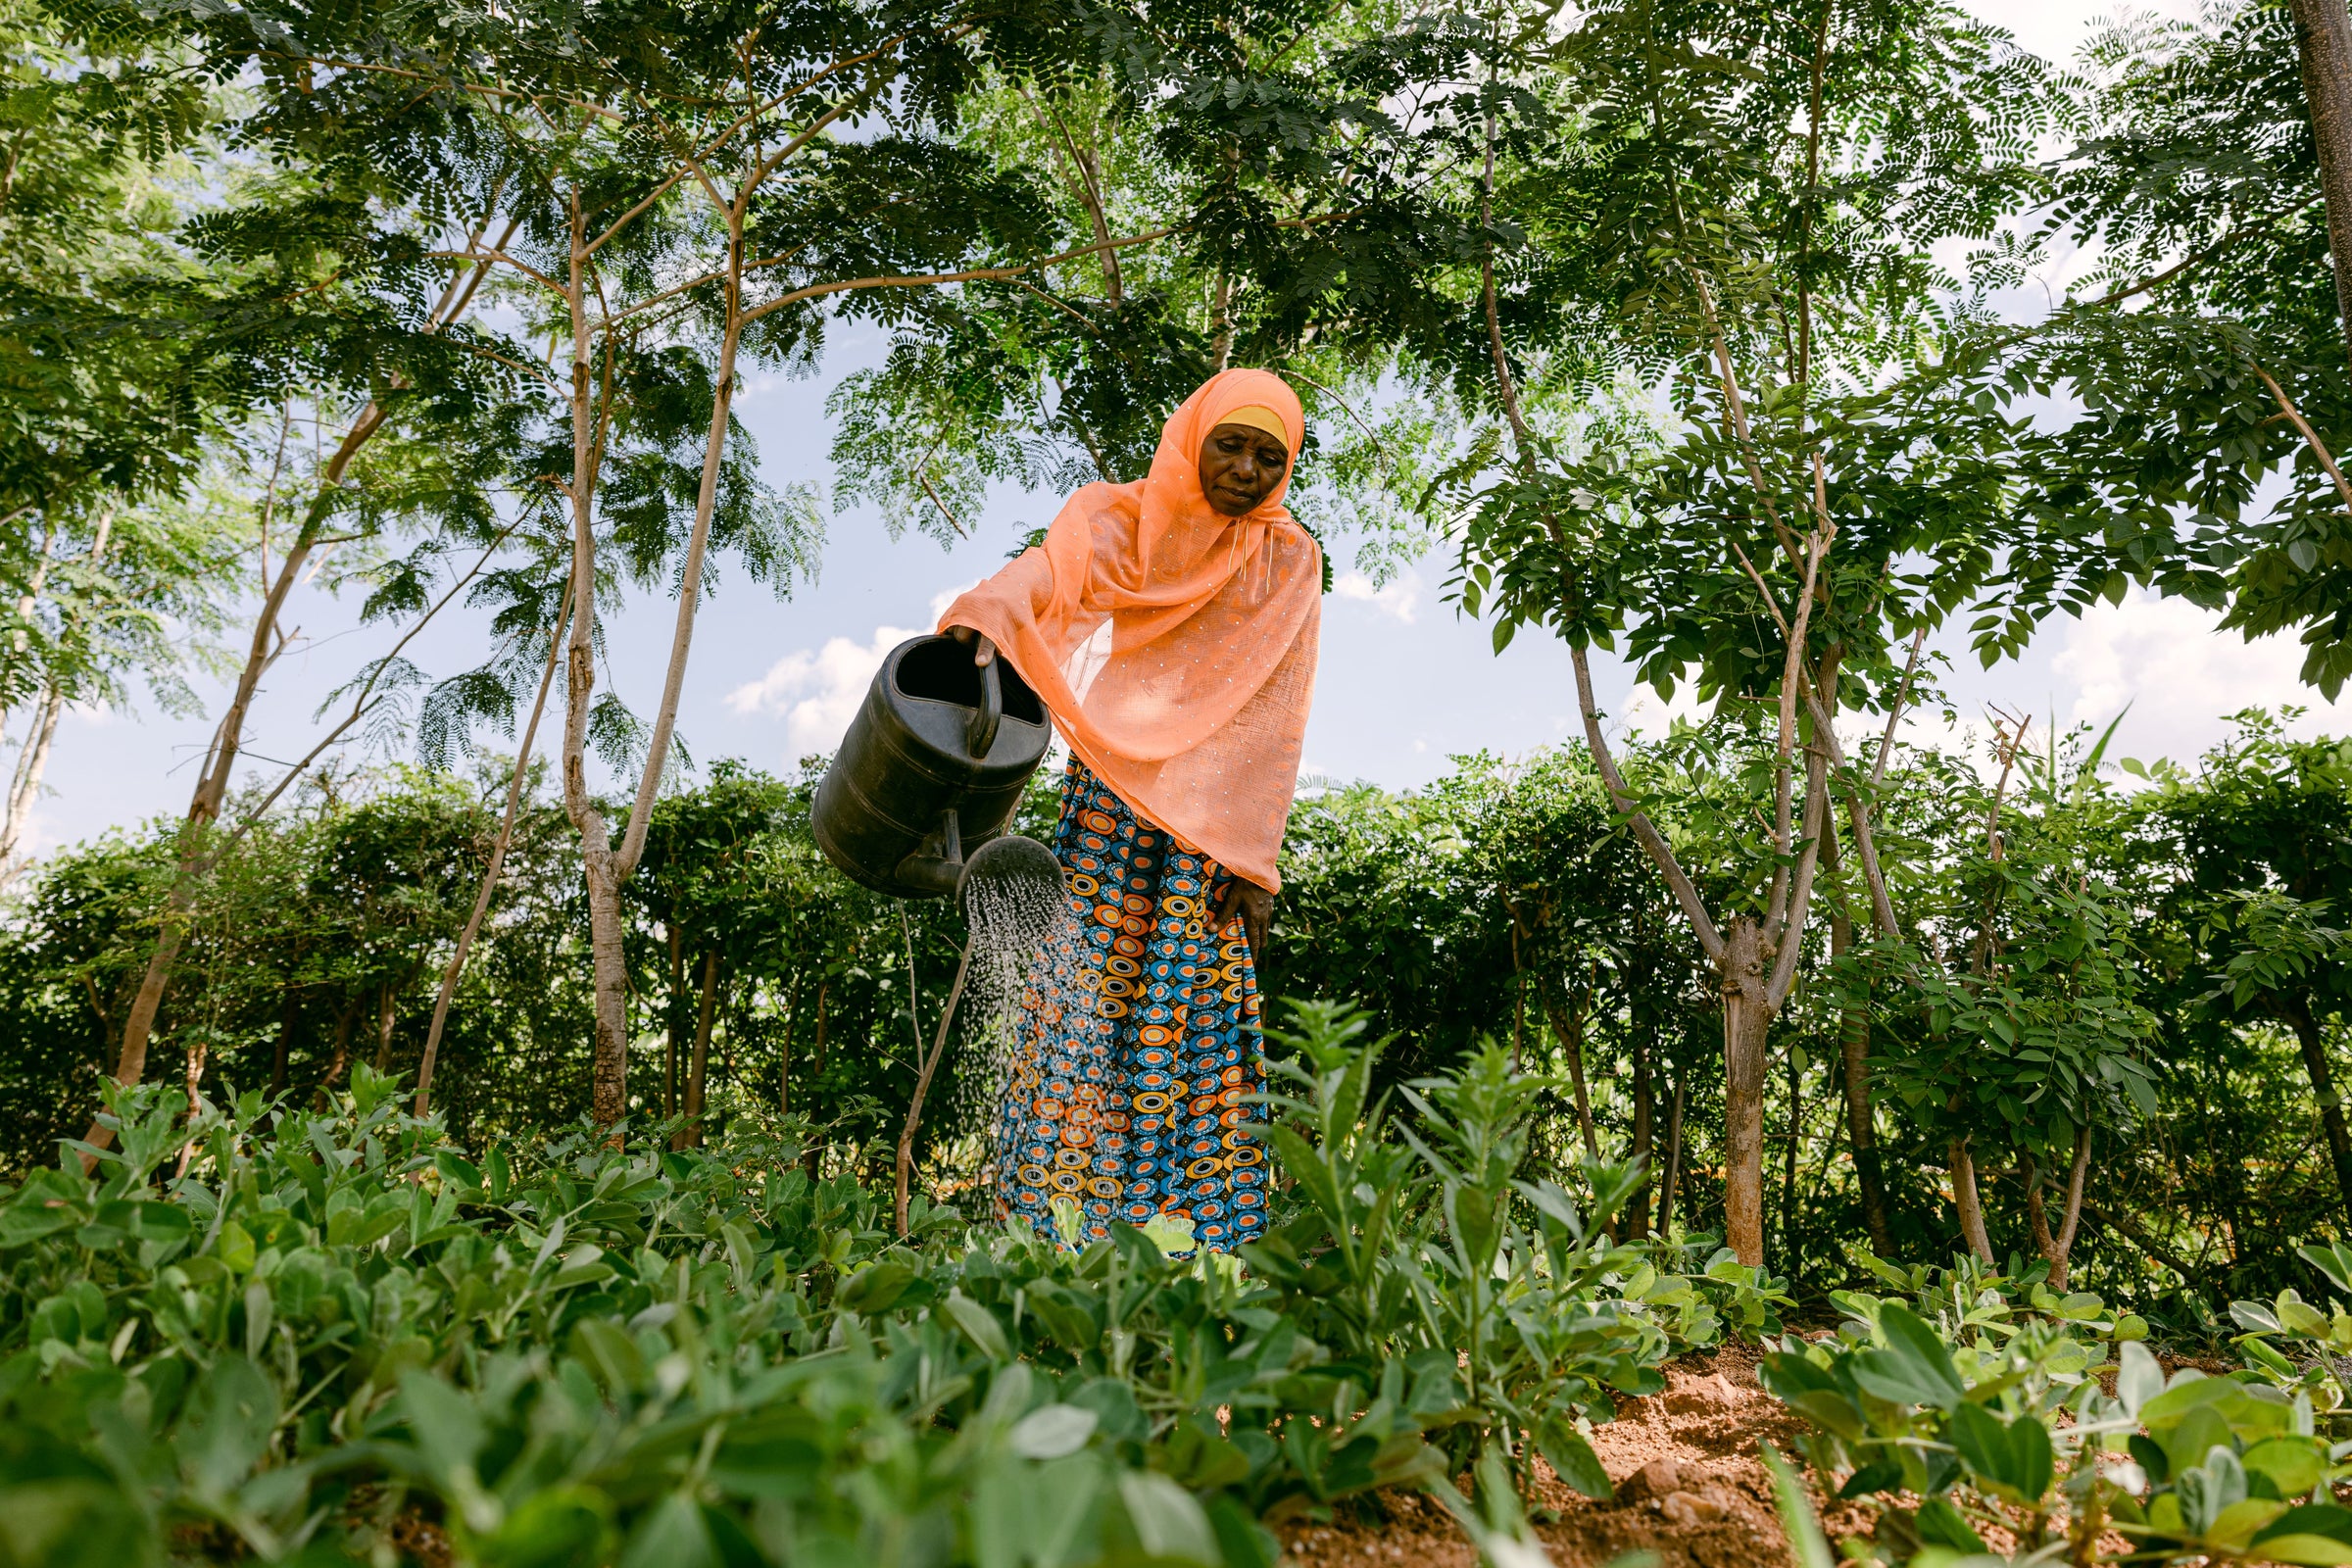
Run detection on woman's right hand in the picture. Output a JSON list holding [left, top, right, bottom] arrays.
[[946, 624, 997, 667]]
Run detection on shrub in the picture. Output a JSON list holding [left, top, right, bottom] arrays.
[[1762, 1250, 2352, 1565], [0, 1003, 1720, 1566]]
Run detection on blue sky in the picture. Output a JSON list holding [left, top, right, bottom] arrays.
[[27, 0, 2298, 858]]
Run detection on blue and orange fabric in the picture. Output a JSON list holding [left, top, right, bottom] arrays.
[[990, 757, 1269, 1251]]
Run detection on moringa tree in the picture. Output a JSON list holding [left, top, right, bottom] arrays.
[[1435, 0, 2058, 1264]]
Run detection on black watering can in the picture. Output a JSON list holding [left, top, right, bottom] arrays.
[[813, 634, 1058, 899]]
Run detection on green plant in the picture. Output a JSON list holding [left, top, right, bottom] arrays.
[[2225, 1240, 2352, 1426], [1247, 1004, 1686, 1501], [0, 1000, 1698, 1566], [1765, 1251, 2352, 1565]]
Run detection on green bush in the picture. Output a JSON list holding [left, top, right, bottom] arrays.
[[0, 1003, 1728, 1567], [1762, 1250, 2352, 1565]]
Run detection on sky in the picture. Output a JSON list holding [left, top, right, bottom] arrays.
[[20, 0, 2294, 859]]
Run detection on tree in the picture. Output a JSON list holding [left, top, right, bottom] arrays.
[[1444, 0, 2056, 1262], [1858, 724, 2158, 1288], [2018, 6, 2352, 690], [0, 0, 260, 877], [2151, 714, 2352, 1220], [2288, 0, 2352, 370], [42, 0, 538, 1134]]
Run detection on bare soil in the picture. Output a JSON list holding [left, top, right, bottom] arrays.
[[1277, 1346, 1872, 1568]]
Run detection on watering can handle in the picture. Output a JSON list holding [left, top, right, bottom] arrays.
[[968, 656, 1003, 758]]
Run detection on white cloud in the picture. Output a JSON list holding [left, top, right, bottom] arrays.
[[727, 625, 921, 755], [724, 587, 984, 760], [1333, 570, 1419, 624], [930, 581, 979, 624], [2050, 590, 2342, 764], [1614, 680, 1712, 739]]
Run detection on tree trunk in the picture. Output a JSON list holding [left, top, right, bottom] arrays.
[[813, 980, 829, 1076], [1658, 1061, 1688, 1237], [2023, 1129, 2094, 1291], [716, 991, 739, 1144], [665, 925, 684, 1120], [1538, 978, 1599, 1158], [111, 916, 191, 1108], [0, 681, 63, 884], [2285, 996, 2352, 1221], [1720, 915, 1773, 1266], [551, 193, 632, 1131], [415, 585, 569, 1118], [2291, 0, 2352, 369], [1950, 1136, 1996, 1266], [316, 1002, 358, 1107], [1208, 270, 1233, 371], [1838, 1003, 1891, 1254], [270, 989, 296, 1097], [897, 944, 974, 1236], [557, 199, 748, 1131], [91, 405, 389, 1151], [1780, 1041, 1802, 1260], [173, 1033, 210, 1179], [1824, 854, 1892, 1253], [804, 981, 828, 1180], [372, 982, 396, 1072], [684, 949, 717, 1148], [780, 971, 802, 1116], [0, 509, 112, 886], [1630, 1034, 1654, 1236]]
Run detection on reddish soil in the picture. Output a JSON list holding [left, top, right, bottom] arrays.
[[1277, 1346, 1871, 1568]]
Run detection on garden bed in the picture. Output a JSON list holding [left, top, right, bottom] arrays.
[[1279, 1347, 1840, 1568]]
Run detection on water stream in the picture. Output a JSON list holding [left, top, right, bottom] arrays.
[[949, 847, 1070, 1131]]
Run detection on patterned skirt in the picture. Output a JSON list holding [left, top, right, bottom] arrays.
[[989, 758, 1269, 1252]]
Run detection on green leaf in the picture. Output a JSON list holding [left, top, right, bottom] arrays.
[[2244, 1438, 2327, 1500], [216, 1220, 256, 1274], [1949, 1402, 2017, 1494], [174, 1355, 279, 1503], [1852, 1302, 1965, 1410], [0, 1198, 78, 1248], [479, 1485, 614, 1566], [400, 1371, 484, 1483], [433, 1151, 483, 1193], [1117, 1472, 1218, 1565], [1536, 1417, 1611, 1501], [617, 1493, 716, 1568], [1008, 1404, 1097, 1460], [946, 1291, 1011, 1361], [2255, 1503, 2352, 1547], [1916, 1494, 1987, 1553], [2233, 1299, 2284, 1335], [2244, 1535, 2352, 1564], [1157, 1418, 1250, 1491], [1761, 1446, 1837, 1568], [974, 1456, 1102, 1568], [2301, 1245, 2352, 1294], [2117, 1341, 2164, 1417], [839, 1257, 916, 1315]]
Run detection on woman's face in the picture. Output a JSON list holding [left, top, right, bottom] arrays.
[[1197, 422, 1291, 516]]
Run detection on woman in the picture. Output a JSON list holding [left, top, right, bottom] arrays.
[[940, 368, 1320, 1251]]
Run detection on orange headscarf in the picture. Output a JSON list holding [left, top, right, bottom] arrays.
[[938, 368, 1322, 891]]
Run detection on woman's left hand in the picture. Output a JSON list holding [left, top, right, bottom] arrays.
[[1213, 876, 1275, 963]]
